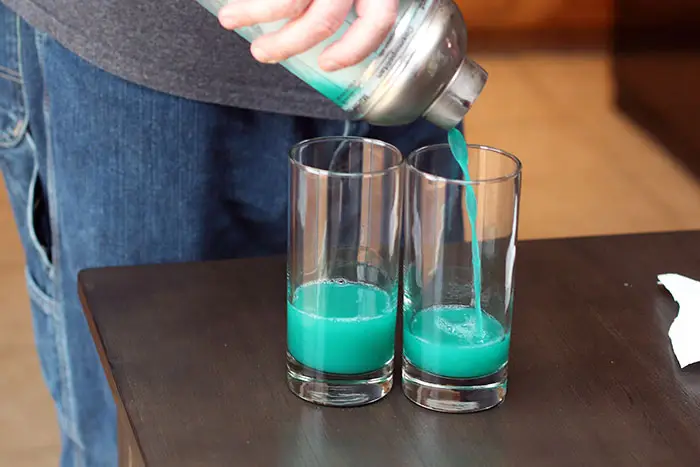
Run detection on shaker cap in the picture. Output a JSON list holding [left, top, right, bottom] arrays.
[[423, 58, 488, 129]]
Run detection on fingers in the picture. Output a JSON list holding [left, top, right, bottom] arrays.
[[218, 0, 312, 30], [247, 0, 354, 64], [219, 0, 398, 72], [318, 0, 398, 71]]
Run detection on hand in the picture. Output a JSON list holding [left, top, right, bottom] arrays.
[[218, 0, 398, 72]]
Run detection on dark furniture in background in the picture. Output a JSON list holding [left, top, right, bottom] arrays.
[[460, 0, 613, 51], [79, 231, 700, 467], [613, 0, 700, 179]]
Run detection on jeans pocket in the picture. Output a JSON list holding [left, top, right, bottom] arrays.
[[25, 266, 61, 394], [23, 157, 61, 409], [24, 265, 79, 444], [23, 168, 72, 437], [3, 135, 53, 274]]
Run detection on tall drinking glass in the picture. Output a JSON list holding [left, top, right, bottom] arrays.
[[402, 144, 522, 413], [287, 137, 403, 407]]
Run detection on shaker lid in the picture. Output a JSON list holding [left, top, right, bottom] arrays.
[[423, 58, 488, 129]]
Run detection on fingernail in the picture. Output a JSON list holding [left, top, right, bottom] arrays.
[[251, 46, 276, 64], [218, 16, 237, 29], [217, 9, 240, 29], [319, 58, 340, 72]]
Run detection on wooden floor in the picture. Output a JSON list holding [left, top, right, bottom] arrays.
[[2, 52, 700, 465]]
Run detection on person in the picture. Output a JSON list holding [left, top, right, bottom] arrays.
[[0, 0, 448, 465]]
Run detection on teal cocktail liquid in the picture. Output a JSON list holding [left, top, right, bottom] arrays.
[[287, 280, 396, 375], [404, 306, 509, 378], [447, 127, 483, 329], [403, 128, 509, 379]]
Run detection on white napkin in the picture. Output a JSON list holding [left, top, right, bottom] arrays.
[[658, 273, 700, 369]]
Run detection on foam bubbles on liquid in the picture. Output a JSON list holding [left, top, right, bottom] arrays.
[[432, 305, 488, 344], [436, 315, 478, 340]]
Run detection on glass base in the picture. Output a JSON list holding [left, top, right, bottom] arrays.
[[286, 353, 393, 407], [401, 357, 507, 413]]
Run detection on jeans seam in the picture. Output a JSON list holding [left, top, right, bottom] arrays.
[[18, 18, 53, 278], [33, 29, 86, 459]]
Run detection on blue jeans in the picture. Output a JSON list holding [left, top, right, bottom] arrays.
[[0, 5, 447, 466]]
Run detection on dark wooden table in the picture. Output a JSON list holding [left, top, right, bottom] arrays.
[[79, 231, 700, 467]]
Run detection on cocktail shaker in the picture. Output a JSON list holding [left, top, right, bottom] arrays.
[[196, 0, 487, 129]]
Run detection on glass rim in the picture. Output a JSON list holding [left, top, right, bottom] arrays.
[[289, 136, 403, 178], [406, 144, 522, 185]]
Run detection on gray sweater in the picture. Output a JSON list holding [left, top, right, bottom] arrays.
[[2, 0, 348, 119]]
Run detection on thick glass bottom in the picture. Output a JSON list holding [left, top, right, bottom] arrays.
[[286, 353, 393, 407], [402, 357, 507, 413]]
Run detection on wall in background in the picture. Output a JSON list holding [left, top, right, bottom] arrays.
[[455, 0, 613, 50]]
